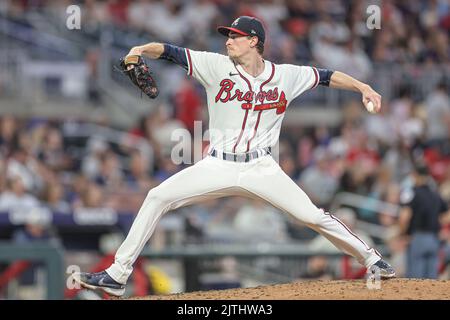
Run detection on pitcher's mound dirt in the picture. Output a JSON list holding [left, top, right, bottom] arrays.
[[133, 279, 450, 300]]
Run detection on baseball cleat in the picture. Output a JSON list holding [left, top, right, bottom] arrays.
[[74, 271, 125, 297], [370, 259, 396, 279]]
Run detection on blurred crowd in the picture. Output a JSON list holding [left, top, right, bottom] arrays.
[[4, 0, 450, 73], [1, 78, 449, 278], [0, 0, 449, 282]]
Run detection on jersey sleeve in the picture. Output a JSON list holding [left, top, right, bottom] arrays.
[[185, 49, 224, 88], [159, 44, 188, 70], [288, 65, 320, 99]]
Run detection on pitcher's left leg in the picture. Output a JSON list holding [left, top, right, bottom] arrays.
[[239, 156, 381, 268]]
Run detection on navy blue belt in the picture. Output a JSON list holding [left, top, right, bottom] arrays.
[[209, 147, 271, 163]]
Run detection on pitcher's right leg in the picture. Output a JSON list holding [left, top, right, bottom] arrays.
[[104, 156, 241, 284]]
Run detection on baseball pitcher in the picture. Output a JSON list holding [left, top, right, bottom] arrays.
[[75, 16, 395, 297]]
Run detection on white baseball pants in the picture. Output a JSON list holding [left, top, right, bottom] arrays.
[[106, 155, 381, 284]]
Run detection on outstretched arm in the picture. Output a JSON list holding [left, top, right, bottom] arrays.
[[126, 42, 188, 71], [330, 71, 382, 113], [127, 42, 165, 59]]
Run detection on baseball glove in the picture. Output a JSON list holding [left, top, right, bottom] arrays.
[[119, 55, 159, 99]]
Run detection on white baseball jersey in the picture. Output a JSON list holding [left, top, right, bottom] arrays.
[[185, 49, 319, 154], [105, 48, 383, 284]]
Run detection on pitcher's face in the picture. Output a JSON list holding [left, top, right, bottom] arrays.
[[226, 32, 257, 59]]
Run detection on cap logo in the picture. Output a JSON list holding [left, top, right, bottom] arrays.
[[232, 18, 240, 26], [251, 29, 256, 34]]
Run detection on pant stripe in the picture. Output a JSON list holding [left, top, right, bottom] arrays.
[[322, 209, 381, 257]]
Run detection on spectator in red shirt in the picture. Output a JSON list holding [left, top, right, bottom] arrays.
[[174, 79, 202, 134]]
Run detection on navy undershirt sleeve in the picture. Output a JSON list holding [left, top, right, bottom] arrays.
[[316, 68, 334, 86], [159, 44, 188, 70]]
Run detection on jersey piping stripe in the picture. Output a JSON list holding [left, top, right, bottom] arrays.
[[232, 65, 253, 153], [245, 63, 276, 152], [234, 64, 253, 94], [310, 67, 319, 89], [232, 110, 249, 153], [322, 209, 381, 257], [260, 62, 276, 89], [246, 111, 262, 152], [185, 49, 193, 76]]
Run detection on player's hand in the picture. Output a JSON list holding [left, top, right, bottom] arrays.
[[125, 47, 143, 70], [361, 85, 381, 113]]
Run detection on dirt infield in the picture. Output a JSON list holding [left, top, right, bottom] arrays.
[[133, 279, 450, 300]]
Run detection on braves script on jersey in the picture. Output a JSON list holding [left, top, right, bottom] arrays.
[[186, 49, 318, 153]]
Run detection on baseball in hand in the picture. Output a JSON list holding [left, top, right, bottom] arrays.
[[366, 101, 376, 113]]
